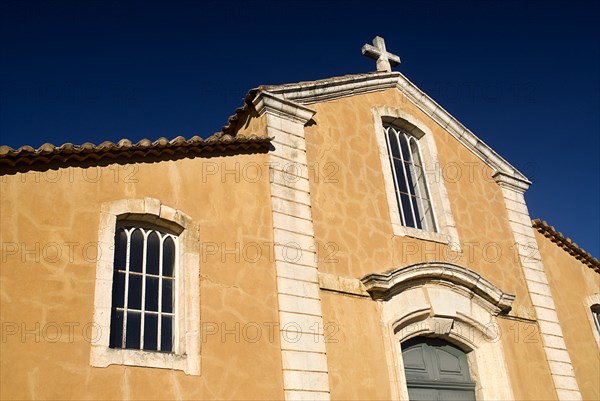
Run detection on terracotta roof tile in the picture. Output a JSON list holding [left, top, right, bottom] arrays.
[[0, 133, 271, 168], [532, 219, 600, 273]]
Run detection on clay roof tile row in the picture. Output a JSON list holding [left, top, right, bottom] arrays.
[[532, 219, 600, 273], [0, 133, 271, 168]]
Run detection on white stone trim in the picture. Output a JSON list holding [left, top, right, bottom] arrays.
[[272, 73, 402, 104], [266, 71, 530, 186], [584, 293, 600, 347], [253, 91, 317, 125], [497, 184, 582, 400], [90, 198, 201, 375], [372, 106, 460, 246], [362, 262, 515, 312], [362, 263, 516, 401], [253, 92, 331, 400], [318, 272, 369, 297]]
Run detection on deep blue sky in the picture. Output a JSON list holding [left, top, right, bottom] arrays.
[[1, 0, 598, 256]]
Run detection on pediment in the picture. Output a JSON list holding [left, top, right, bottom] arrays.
[[252, 71, 530, 190], [360, 261, 515, 313]]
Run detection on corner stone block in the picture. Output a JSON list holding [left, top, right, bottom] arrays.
[[283, 370, 330, 392], [281, 350, 328, 372], [159, 205, 178, 225], [277, 262, 320, 283], [284, 390, 330, 401], [125, 198, 146, 215], [143, 197, 161, 216], [277, 277, 321, 299], [279, 311, 324, 335], [279, 329, 327, 353]]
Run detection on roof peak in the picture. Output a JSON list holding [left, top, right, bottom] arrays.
[[249, 71, 530, 187]]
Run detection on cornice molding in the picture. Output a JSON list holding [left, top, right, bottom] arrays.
[[252, 91, 316, 125], [360, 261, 515, 312], [268, 73, 400, 104], [494, 171, 531, 193]]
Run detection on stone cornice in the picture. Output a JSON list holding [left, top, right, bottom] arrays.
[[261, 72, 530, 187], [267, 72, 401, 104], [493, 171, 532, 193], [360, 262, 515, 312], [252, 91, 316, 125]]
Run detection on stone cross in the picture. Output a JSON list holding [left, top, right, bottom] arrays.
[[361, 36, 400, 72]]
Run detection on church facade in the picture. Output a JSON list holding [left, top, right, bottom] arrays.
[[1, 38, 598, 401]]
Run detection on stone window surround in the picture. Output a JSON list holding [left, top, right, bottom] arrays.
[[372, 106, 460, 247], [585, 293, 600, 347], [361, 262, 516, 401], [90, 198, 201, 375]]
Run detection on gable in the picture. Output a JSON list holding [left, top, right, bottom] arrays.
[[251, 71, 530, 190]]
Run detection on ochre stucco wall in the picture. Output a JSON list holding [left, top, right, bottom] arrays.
[[0, 149, 283, 400], [304, 88, 557, 399], [496, 317, 558, 400], [536, 231, 600, 401], [319, 291, 392, 401]]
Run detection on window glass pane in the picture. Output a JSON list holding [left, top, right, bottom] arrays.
[[146, 231, 160, 275], [393, 158, 409, 194], [161, 316, 173, 352], [129, 229, 144, 273], [411, 195, 423, 229], [413, 159, 436, 232], [125, 311, 141, 349], [109, 310, 123, 348], [400, 193, 415, 228], [413, 164, 426, 192], [398, 132, 411, 162], [145, 276, 159, 312], [144, 313, 158, 351], [113, 227, 127, 271], [112, 271, 125, 309], [405, 162, 419, 196], [128, 274, 143, 310], [163, 237, 175, 277], [409, 138, 423, 167], [387, 130, 401, 159], [162, 279, 173, 313]]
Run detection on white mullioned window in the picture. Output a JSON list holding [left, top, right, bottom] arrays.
[[383, 125, 437, 232], [110, 223, 178, 352], [91, 198, 200, 375]]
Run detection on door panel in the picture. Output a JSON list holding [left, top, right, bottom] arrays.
[[402, 337, 476, 401]]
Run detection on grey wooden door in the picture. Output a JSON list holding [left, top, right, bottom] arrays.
[[401, 337, 476, 401]]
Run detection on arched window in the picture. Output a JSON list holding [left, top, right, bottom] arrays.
[[402, 337, 476, 401], [109, 223, 178, 352], [90, 198, 200, 375], [383, 125, 436, 232]]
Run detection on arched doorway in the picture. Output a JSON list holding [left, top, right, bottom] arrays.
[[401, 337, 476, 401]]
